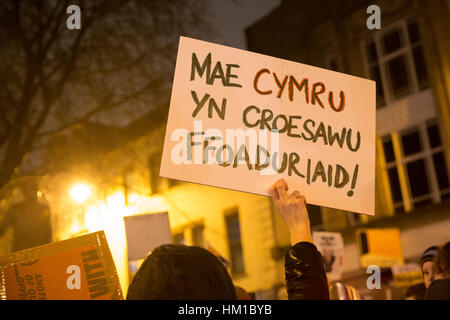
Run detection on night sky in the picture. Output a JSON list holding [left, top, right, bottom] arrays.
[[210, 0, 280, 49]]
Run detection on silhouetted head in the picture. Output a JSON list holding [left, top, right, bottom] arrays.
[[421, 245, 439, 288], [435, 242, 450, 279], [126, 244, 236, 300]]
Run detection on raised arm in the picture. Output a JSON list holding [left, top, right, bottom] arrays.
[[269, 179, 330, 300]]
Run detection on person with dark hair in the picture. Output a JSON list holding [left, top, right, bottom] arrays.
[[268, 179, 329, 300], [126, 244, 236, 300], [434, 241, 450, 280], [425, 241, 450, 300], [420, 245, 439, 289]]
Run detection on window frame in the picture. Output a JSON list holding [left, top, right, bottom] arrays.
[[172, 230, 185, 245], [224, 208, 245, 276], [362, 17, 428, 108], [381, 120, 450, 213], [148, 153, 162, 195], [191, 223, 205, 248]]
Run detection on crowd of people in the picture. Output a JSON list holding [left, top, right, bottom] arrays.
[[1, 179, 449, 300], [412, 242, 450, 299], [126, 179, 450, 300], [127, 179, 330, 300]]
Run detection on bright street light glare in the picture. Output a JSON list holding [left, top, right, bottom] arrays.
[[70, 184, 92, 203]]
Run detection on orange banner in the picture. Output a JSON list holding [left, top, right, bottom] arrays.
[[0, 231, 123, 300]]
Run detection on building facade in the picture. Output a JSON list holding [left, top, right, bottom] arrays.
[[43, 121, 289, 298], [246, 0, 450, 298]]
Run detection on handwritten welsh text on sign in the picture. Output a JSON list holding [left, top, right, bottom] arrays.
[[160, 37, 376, 215]]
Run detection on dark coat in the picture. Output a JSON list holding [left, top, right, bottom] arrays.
[[425, 278, 450, 300], [285, 242, 330, 300]]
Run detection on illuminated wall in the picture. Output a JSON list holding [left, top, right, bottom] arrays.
[[47, 126, 288, 297]]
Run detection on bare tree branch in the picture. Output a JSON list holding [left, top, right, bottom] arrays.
[[0, 0, 213, 193]]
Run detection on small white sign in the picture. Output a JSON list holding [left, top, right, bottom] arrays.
[[313, 231, 344, 281], [124, 212, 172, 260]]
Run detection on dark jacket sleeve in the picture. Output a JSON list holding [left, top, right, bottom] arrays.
[[285, 241, 330, 300], [424, 279, 450, 300]]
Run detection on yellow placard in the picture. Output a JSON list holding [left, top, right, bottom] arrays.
[[357, 228, 404, 268]]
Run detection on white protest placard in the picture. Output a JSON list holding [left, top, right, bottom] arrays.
[[313, 231, 344, 281], [124, 212, 172, 260], [160, 36, 375, 215]]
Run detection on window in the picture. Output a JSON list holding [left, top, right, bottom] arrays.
[[167, 179, 179, 188], [406, 158, 431, 206], [325, 54, 340, 72], [123, 168, 137, 206], [173, 231, 185, 245], [306, 204, 323, 227], [433, 152, 450, 194], [225, 210, 245, 275], [382, 120, 450, 213], [383, 138, 395, 163], [427, 124, 442, 148], [382, 134, 404, 212], [401, 128, 422, 156], [191, 224, 204, 247], [387, 166, 403, 209], [347, 212, 361, 226], [148, 154, 162, 194], [366, 40, 386, 106], [365, 18, 429, 108]]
